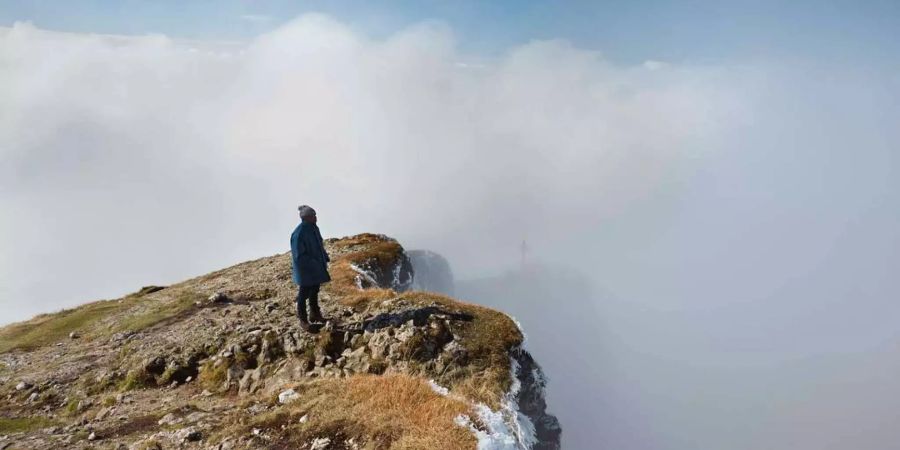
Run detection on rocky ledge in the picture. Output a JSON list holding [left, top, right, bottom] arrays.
[[0, 233, 560, 449]]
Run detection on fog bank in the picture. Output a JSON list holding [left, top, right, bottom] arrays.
[[2, 16, 899, 449]]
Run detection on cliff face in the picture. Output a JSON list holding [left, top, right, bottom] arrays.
[[0, 233, 559, 450]]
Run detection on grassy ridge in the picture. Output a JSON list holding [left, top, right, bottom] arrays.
[[0, 416, 58, 433], [0, 300, 126, 353], [0, 289, 203, 354]]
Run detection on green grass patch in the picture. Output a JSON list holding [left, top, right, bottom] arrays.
[[243, 287, 276, 302], [0, 285, 189, 354], [0, 299, 127, 353], [114, 290, 204, 333], [197, 360, 229, 391], [0, 416, 58, 433], [65, 397, 82, 416], [0, 287, 206, 351], [117, 368, 156, 391], [102, 395, 117, 407]]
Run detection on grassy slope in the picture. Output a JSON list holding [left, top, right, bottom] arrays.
[[0, 288, 208, 354], [0, 233, 523, 449]]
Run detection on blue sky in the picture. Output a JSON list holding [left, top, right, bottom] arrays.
[[1, 0, 898, 64]]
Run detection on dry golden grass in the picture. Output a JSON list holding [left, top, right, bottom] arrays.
[[396, 291, 523, 407], [323, 234, 524, 407], [247, 374, 477, 450], [322, 234, 407, 310]]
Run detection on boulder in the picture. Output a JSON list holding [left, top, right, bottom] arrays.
[[278, 388, 300, 404], [208, 292, 229, 304]]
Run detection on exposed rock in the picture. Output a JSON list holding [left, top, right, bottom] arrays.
[[513, 349, 562, 450], [174, 427, 202, 443], [95, 406, 112, 421], [136, 285, 166, 295], [208, 292, 229, 304], [309, 437, 331, 450], [238, 368, 263, 395], [76, 398, 92, 412], [278, 388, 300, 404], [157, 413, 180, 426]]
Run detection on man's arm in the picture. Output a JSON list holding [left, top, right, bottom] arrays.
[[291, 229, 307, 258]]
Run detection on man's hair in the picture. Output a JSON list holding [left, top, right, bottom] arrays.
[[298, 205, 316, 218]]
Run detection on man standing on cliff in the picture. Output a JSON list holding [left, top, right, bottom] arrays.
[[291, 205, 331, 332]]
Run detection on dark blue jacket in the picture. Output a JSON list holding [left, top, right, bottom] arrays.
[[290, 222, 331, 286]]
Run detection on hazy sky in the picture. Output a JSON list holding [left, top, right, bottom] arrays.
[[1, 2, 899, 450], [2, 0, 899, 62]]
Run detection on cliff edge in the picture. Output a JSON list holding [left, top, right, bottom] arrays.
[[0, 233, 560, 449]]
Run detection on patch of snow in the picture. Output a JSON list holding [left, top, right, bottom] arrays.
[[508, 357, 522, 395], [514, 410, 537, 448], [508, 314, 528, 346], [455, 332, 542, 449], [349, 263, 379, 289], [456, 413, 519, 450], [392, 259, 403, 288], [390, 252, 413, 291], [454, 355, 538, 449], [505, 356, 538, 449], [428, 379, 450, 396]]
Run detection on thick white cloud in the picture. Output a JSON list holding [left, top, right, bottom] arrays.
[[0, 15, 742, 316], [2, 15, 899, 450]]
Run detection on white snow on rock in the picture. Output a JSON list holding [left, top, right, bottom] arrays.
[[428, 379, 450, 396], [509, 316, 528, 345], [456, 411, 519, 450], [349, 263, 379, 290], [454, 314, 540, 449], [506, 356, 538, 449], [392, 258, 404, 289]]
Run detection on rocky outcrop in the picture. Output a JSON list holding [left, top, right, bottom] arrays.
[[0, 233, 559, 450], [512, 349, 562, 450], [408, 249, 456, 295], [347, 235, 414, 292]]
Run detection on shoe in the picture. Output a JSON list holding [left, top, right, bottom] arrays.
[[309, 304, 327, 324], [297, 317, 311, 332]]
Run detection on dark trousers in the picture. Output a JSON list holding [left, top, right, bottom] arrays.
[[296, 284, 321, 321]]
